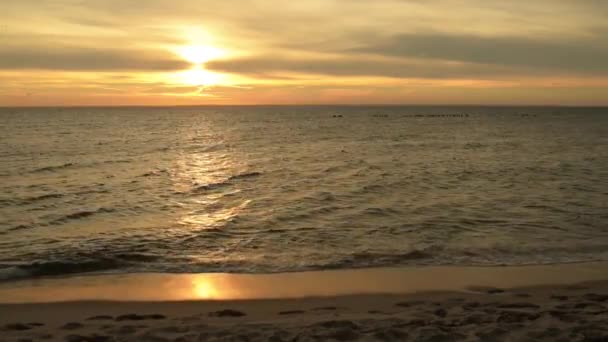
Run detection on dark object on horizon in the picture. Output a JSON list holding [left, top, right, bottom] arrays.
[[87, 315, 113, 321], [209, 309, 247, 317], [115, 314, 166, 321], [279, 310, 306, 315], [61, 322, 85, 330], [3, 323, 34, 331], [65, 334, 112, 342], [487, 288, 505, 294]]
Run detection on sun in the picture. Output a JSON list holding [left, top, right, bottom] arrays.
[[178, 45, 224, 64], [172, 44, 227, 87]]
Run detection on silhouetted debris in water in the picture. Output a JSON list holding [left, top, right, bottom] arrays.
[[87, 316, 113, 321], [584, 293, 608, 302], [209, 309, 247, 317], [65, 334, 113, 342], [61, 322, 84, 330], [3, 323, 33, 331], [497, 303, 540, 309], [434, 308, 448, 317], [228, 172, 262, 180], [115, 314, 166, 321], [279, 310, 305, 315]]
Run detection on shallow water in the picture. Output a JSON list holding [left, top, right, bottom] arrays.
[[1, 106, 607, 280]]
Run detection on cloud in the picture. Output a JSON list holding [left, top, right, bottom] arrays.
[[206, 53, 587, 80], [348, 30, 608, 74], [0, 45, 189, 71], [1, 0, 608, 105]]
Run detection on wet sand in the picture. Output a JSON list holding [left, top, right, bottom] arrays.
[[1, 263, 607, 341]]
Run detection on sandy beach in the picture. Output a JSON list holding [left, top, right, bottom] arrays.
[[1, 263, 608, 341]]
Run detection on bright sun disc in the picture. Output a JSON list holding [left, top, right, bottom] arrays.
[[178, 45, 223, 64]]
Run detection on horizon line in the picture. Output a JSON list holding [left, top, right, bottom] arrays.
[[1, 103, 608, 109]]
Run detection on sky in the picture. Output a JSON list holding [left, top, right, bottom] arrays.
[[1, 0, 607, 106]]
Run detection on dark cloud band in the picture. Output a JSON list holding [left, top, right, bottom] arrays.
[[348, 31, 608, 74], [0, 46, 189, 71]]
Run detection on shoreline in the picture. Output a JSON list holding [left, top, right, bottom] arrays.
[[1, 261, 607, 303], [1, 263, 608, 341]]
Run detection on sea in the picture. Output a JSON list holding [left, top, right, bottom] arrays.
[[0, 106, 606, 281]]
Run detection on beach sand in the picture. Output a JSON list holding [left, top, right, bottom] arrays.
[[1, 263, 607, 341]]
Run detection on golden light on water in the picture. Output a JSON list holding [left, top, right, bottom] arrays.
[[192, 279, 221, 299]]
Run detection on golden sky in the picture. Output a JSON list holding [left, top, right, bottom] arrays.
[[1, 0, 607, 106]]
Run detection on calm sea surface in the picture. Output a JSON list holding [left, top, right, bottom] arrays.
[[0, 106, 607, 280]]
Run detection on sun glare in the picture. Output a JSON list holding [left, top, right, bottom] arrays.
[[172, 43, 227, 87], [178, 66, 223, 86], [178, 45, 224, 64]]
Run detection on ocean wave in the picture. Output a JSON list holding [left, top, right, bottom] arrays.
[[0, 251, 161, 281], [0, 198, 16, 206], [363, 207, 401, 216], [1, 245, 607, 281], [463, 142, 485, 149], [0, 266, 31, 281], [192, 181, 232, 192], [7, 224, 32, 232], [25, 160, 130, 176], [139, 169, 169, 177], [228, 172, 262, 181], [0, 259, 123, 281], [351, 250, 432, 263], [2, 107, 607, 282], [48, 208, 115, 225], [319, 250, 434, 270], [113, 253, 160, 262], [189, 171, 262, 193], [21, 193, 64, 204], [30, 163, 75, 173], [102, 159, 132, 164]]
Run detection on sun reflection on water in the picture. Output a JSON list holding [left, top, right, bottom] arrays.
[[179, 198, 251, 228], [192, 279, 220, 299], [171, 124, 251, 231]]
